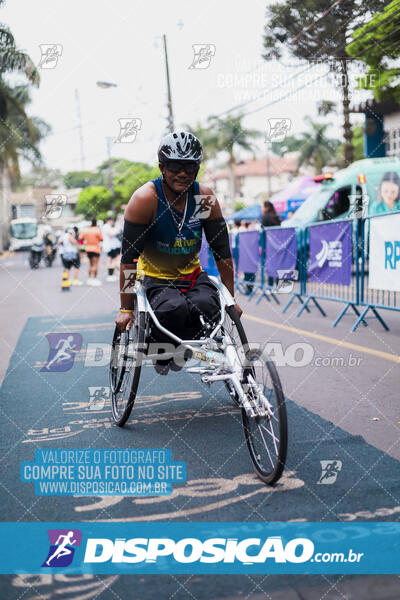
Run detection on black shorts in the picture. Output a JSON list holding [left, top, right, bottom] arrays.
[[87, 252, 100, 260], [143, 271, 220, 342], [107, 248, 121, 259], [61, 255, 80, 269]]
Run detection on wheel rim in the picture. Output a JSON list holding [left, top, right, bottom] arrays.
[[243, 362, 284, 479], [110, 325, 139, 421]]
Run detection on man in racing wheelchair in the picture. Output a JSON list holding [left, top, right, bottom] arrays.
[[115, 131, 242, 374]]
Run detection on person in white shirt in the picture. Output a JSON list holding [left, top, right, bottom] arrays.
[[59, 227, 83, 285], [102, 217, 122, 282]]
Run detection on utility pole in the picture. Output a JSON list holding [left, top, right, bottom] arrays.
[[106, 136, 114, 212], [75, 89, 85, 170], [266, 142, 272, 199], [163, 34, 175, 132]]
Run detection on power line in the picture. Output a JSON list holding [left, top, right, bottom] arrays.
[[214, 63, 320, 118], [241, 71, 330, 117]]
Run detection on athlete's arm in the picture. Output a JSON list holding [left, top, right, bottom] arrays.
[[200, 185, 242, 318], [116, 183, 156, 331]]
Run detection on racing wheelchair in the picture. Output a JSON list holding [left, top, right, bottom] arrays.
[[109, 276, 288, 485]]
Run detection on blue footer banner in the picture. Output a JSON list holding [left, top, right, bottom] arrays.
[[0, 522, 399, 574]]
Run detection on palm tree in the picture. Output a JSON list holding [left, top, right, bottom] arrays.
[[0, 1, 44, 249], [187, 114, 260, 206], [297, 116, 340, 174], [208, 114, 260, 202]]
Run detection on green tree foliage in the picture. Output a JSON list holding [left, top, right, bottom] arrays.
[[352, 125, 364, 160], [64, 170, 100, 189], [75, 186, 112, 218], [0, 83, 50, 182], [262, 0, 386, 166], [114, 163, 159, 208], [346, 0, 400, 103], [296, 116, 340, 172]]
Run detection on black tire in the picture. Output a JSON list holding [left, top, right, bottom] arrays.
[[109, 308, 146, 427], [224, 306, 287, 485], [241, 356, 288, 485]]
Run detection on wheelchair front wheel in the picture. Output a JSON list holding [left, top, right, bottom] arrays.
[[241, 356, 287, 485], [109, 309, 146, 427]]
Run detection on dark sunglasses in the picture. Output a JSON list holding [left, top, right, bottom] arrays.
[[164, 161, 198, 175]]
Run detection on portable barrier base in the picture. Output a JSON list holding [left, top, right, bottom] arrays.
[[352, 305, 390, 332], [282, 292, 310, 314], [255, 285, 280, 305], [296, 295, 326, 318], [332, 302, 368, 328]]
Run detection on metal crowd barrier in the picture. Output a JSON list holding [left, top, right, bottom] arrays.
[[199, 214, 400, 332], [352, 211, 400, 331]]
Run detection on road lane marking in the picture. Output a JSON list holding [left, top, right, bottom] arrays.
[[243, 314, 400, 364]]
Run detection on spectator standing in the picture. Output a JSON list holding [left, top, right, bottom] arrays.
[[261, 201, 281, 227], [81, 218, 103, 286], [261, 201, 281, 287]]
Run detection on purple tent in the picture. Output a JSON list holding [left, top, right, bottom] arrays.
[[269, 175, 318, 214]]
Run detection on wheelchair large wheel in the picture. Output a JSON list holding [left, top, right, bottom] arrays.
[[109, 308, 147, 427], [223, 306, 287, 484], [241, 356, 287, 485]]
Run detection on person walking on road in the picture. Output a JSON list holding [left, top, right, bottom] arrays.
[[59, 227, 82, 285], [81, 218, 103, 286], [102, 216, 121, 282]]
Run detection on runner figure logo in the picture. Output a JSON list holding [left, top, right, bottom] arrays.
[[88, 386, 110, 410], [276, 269, 299, 294], [121, 269, 137, 293], [193, 195, 217, 220], [42, 333, 82, 372], [317, 460, 342, 484], [188, 44, 216, 69], [265, 118, 291, 143], [116, 118, 142, 143], [38, 44, 63, 69], [45, 194, 67, 219], [42, 529, 82, 567]]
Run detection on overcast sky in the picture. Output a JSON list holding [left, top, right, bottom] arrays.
[[2, 0, 366, 175]]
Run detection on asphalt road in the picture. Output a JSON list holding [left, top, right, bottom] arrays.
[[1, 251, 400, 599]]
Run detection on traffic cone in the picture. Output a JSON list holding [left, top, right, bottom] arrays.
[[61, 270, 71, 291]]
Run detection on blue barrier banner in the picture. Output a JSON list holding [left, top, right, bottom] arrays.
[[198, 235, 209, 270], [1, 522, 399, 574], [265, 227, 297, 277], [308, 221, 352, 285], [237, 230, 260, 273]]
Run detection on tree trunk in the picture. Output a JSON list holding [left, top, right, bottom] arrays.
[[341, 59, 354, 166], [228, 154, 236, 211], [0, 165, 11, 253]]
